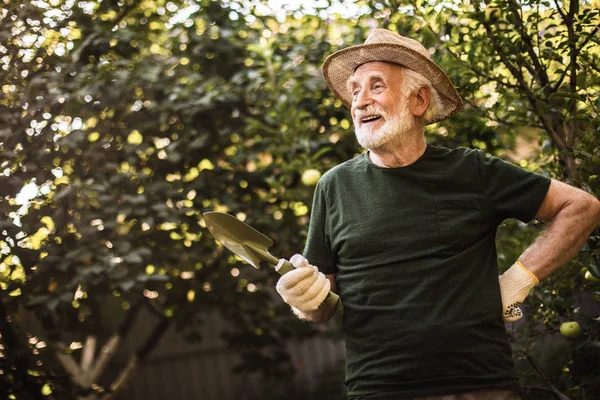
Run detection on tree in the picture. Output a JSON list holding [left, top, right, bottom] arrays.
[[0, 0, 345, 397]]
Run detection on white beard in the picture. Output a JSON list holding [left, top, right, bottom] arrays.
[[354, 103, 416, 151]]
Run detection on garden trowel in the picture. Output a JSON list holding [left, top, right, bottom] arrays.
[[202, 211, 339, 309]]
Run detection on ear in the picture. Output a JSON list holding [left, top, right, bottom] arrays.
[[410, 86, 430, 118]]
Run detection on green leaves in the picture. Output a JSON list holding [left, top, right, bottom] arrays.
[[549, 91, 586, 102]]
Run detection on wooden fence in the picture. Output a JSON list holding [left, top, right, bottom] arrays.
[[111, 309, 346, 400]]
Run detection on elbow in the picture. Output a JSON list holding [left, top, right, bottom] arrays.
[[584, 193, 600, 226], [594, 197, 600, 226]]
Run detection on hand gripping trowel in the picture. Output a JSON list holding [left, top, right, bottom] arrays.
[[202, 212, 339, 309]]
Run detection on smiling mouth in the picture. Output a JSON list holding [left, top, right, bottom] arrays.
[[361, 115, 382, 124]]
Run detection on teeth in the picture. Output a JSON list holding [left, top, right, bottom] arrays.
[[361, 115, 381, 122]]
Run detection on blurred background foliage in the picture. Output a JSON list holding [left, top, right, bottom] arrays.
[[0, 0, 599, 399]]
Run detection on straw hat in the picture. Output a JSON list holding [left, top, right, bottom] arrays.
[[322, 28, 463, 125]]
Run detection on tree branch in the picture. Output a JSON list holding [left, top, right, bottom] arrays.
[[577, 23, 600, 54], [409, 1, 522, 91], [526, 354, 571, 400], [80, 335, 97, 374], [507, 0, 551, 94], [461, 97, 528, 128], [556, 21, 600, 92], [34, 307, 84, 386], [566, 1, 579, 147], [480, 19, 533, 96], [106, 356, 138, 398], [85, 297, 145, 384], [479, 17, 568, 152], [552, 0, 568, 22], [456, 54, 522, 90], [103, 313, 171, 400], [117, 296, 145, 337], [87, 334, 120, 385], [55, 343, 86, 387], [587, 89, 600, 117], [524, 385, 566, 396], [475, 3, 579, 178]]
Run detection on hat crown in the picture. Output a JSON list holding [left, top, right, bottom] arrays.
[[364, 29, 431, 60]]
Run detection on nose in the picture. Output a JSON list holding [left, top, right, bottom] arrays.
[[352, 88, 372, 112]]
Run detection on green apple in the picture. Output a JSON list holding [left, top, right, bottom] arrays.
[[301, 169, 321, 186], [559, 321, 581, 338]]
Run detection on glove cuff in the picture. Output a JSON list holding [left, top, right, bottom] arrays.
[[502, 261, 539, 291], [499, 261, 538, 322], [291, 306, 322, 322], [514, 261, 539, 285]]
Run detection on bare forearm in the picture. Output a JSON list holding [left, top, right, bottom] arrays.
[[520, 196, 600, 280]]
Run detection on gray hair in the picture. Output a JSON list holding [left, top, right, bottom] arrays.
[[402, 67, 441, 124]]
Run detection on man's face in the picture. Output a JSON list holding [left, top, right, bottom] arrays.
[[347, 62, 415, 151]]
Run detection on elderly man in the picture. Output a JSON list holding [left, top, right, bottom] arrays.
[[275, 29, 600, 399]]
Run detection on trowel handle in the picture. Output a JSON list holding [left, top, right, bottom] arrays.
[[274, 259, 295, 275], [275, 259, 340, 309]]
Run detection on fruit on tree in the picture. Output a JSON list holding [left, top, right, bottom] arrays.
[[559, 321, 581, 338], [301, 169, 321, 186]]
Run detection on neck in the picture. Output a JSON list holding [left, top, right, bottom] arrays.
[[368, 131, 427, 168]]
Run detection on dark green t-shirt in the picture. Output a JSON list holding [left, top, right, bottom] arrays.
[[303, 145, 551, 399]]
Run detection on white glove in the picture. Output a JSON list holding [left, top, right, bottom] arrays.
[[499, 261, 539, 322], [276, 254, 330, 314]]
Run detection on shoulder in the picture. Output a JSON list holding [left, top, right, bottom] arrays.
[[319, 154, 366, 184], [425, 145, 483, 169]]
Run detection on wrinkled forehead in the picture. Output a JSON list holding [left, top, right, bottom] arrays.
[[355, 60, 402, 73], [347, 61, 404, 87]]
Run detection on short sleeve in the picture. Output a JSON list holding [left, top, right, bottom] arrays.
[[477, 150, 551, 223], [303, 180, 337, 274]]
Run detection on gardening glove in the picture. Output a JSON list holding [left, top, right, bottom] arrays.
[[276, 254, 330, 315], [499, 261, 539, 322]]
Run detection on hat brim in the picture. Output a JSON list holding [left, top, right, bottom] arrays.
[[322, 43, 463, 125]]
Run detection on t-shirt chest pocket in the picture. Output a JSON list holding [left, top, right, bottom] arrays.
[[435, 199, 492, 250]]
